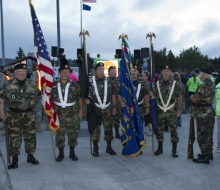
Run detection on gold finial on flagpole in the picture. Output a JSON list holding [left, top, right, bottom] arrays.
[[79, 29, 90, 38], [146, 32, 156, 43], [118, 33, 128, 41]]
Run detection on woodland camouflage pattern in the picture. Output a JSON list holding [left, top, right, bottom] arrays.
[[133, 79, 149, 122], [51, 80, 80, 147], [108, 77, 121, 128], [89, 76, 117, 141], [191, 78, 215, 155], [0, 78, 41, 156], [155, 77, 181, 143]]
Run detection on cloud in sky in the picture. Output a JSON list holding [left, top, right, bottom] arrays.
[[0, 0, 220, 61]]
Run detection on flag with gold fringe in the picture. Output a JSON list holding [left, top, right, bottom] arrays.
[[29, 1, 59, 132], [120, 37, 146, 156]]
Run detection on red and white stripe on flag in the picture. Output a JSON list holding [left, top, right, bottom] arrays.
[[82, 0, 96, 3]]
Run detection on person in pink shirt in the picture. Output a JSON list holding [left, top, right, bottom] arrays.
[[69, 68, 78, 82]]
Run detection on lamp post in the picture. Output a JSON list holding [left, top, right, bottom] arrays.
[[0, 0, 5, 66]]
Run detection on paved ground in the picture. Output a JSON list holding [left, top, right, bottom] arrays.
[[0, 113, 220, 190]]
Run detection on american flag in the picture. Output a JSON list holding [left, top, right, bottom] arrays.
[[29, 2, 60, 132], [82, 0, 96, 3]]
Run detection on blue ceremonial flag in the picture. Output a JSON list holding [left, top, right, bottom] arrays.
[[150, 43, 158, 136], [83, 4, 91, 11], [120, 38, 146, 156]]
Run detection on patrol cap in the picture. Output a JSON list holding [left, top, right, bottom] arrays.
[[59, 64, 71, 72], [14, 63, 27, 71], [108, 66, 116, 72], [161, 65, 171, 71], [95, 62, 104, 70], [199, 67, 212, 75]]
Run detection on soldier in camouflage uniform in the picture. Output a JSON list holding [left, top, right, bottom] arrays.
[[173, 72, 185, 127], [85, 62, 117, 157], [190, 67, 215, 164], [30, 65, 43, 132], [131, 65, 150, 125], [0, 63, 41, 169], [51, 64, 83, 162], [153, 65, 181, 157], [108, 66, 122, 139]]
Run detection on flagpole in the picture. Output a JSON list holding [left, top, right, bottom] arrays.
[[56, 0, 61, 66], [80, 0, 82, 49], [0, 0, 5, 66]]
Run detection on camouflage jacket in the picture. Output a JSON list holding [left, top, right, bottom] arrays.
[[192, 78, 215, 118], [155, 78, 181, 108], [175, 79, 185, 96], [108, 76, 120, 95], [89, 75, 116, 106], [0, 78, 41, 110], [51, 80, 80, 113], [133, 79, 149, 105]]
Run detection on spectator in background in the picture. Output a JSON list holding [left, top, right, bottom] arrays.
[[141, 58, 148, 73], [177, 68, 186, 85], [75, 54, 83, 82], [60, 53, 69, 66], [87, 53, 94, 72], [215, 69, 220, 85], [183, 69, 190, 82], [173, 72, 185, 127], [93, 54, 102, 66], [26, 67, 32, 79], [6, 69, 15, 80], [69, 68, 78, 82], [186, 71, 199, 106]]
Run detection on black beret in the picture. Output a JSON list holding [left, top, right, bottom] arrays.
[[132, 64, 138, 70], [108, 66, 116, 72], [59, 64, 70, 72], [95, 62, 104, 70], [199, 67, 212, 75], [14, 63, 27, 71], [161, 65, 171, 71]]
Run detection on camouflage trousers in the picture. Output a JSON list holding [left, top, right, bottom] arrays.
[[56, 111, 80, 147], [157, 109, 179, 143], [195, 117, 214, 155], [91, 107, 114, 141], [217, 117, 220, 152], [8, 111, 36, 156], [34, 96, 43, 126], [111, 104, 122, 128]]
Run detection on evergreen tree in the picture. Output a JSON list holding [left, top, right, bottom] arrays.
[[15, 47, 26, 59]]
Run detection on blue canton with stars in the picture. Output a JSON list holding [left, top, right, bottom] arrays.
[[30, 5, 51, 62]]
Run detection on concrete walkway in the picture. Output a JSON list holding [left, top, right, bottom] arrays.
[[0, 113, 220, 190]]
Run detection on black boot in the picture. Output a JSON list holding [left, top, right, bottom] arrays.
[[93, 141, 99, 157], [193, 154, 210, 164], [172, 143, 178, 158], [10, 155, 18, 169], [56, 147, 64, 162], [69, 146, 78, 161], [106, 141, 116, 155], [198, 151, 213, 160], [27, 154, 39, 165], [154, 141, 163, 155], [115, 127, 120, 139]]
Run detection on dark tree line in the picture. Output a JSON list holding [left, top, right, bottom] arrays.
[[134, 45, 219, 74]]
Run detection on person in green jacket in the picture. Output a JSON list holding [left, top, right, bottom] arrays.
[[186, 71, 200, 99], [93, 54, 102, 66], [216, 83, 220, 153]]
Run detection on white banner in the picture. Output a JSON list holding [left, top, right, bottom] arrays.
[[53, 67, 79, 78]]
